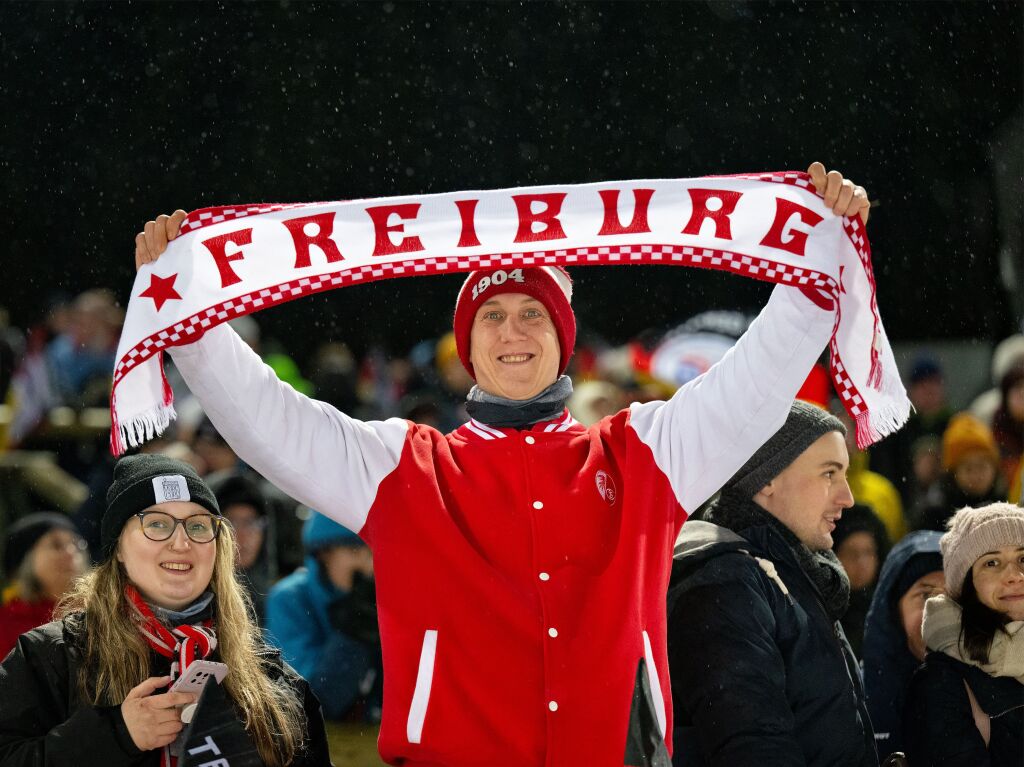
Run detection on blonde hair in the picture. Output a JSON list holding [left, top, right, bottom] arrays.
[[57, 521, 305, 766]]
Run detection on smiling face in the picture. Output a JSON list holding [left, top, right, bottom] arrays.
[[753, 431, 855, 550], [117, 500, 218, 611], [971, 545, 1024, 621], [469, 292, 561, 401]]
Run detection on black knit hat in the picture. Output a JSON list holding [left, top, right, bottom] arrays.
[[723, 400, 847, 499], [102, 454, 220, 559], [4, 512, 80, 578]]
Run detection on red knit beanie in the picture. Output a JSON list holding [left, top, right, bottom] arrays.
[[453, 266, 575, 379]]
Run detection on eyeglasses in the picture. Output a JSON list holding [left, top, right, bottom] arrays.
[[134, 512, 223, 544]]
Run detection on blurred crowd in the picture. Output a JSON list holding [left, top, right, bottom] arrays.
[[1, 287, 1022, 727]]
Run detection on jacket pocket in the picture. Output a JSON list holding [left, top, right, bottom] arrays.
[[406, 629, 438, 744]]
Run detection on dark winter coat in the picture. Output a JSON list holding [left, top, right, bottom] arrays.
[[861, 530, 943, 757], [0, 612, 332, 767], [904, 651, 1024, 766], [667, 519, 877, 767]]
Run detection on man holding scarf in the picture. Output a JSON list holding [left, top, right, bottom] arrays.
[[133, 163, 870, 767]]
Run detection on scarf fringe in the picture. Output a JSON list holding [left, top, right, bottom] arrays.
[[110, 400, 177, 456], [855, 398, 911, 450]]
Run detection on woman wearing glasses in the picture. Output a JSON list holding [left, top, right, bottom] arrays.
[[0, 454, 331, 766]]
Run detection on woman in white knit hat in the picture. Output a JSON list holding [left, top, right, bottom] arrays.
[[904, 502, 1024, 765]]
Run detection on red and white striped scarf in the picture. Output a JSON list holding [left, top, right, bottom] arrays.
[[125, 585, 217, 767], [110, 172, 911, 454]]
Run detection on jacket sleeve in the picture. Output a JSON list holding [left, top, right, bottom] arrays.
[[168, 324, 409, 534], [627, 285, 834, 514], [903, 661, 990, 767], [667, 558, 806, 767], [0, 631, 145, 767]]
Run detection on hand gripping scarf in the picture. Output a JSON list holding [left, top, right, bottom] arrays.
[[110, 171, 910, 454], [125, 585, 217, 767]]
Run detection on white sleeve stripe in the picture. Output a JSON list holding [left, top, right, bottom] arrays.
[[642, 630, 668, 739]]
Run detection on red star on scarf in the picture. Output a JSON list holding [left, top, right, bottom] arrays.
[[139, 273, 182, 312]]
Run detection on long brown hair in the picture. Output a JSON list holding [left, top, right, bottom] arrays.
[[57, 521, 305, 766], [958, 572, 1010, 665]]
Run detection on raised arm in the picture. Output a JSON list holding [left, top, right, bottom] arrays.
[[628, 163, 867, 514], [136, 211, 407, 535]]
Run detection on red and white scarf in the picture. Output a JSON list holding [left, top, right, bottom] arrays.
[[125, 585, 217, 766], [110, 171, 910, 453], [126, 585, 217, 680]]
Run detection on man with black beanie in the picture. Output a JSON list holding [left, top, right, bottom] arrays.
[[666, 401, 878, 767]]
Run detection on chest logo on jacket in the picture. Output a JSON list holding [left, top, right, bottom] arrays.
[[595, 470, 617, 505]]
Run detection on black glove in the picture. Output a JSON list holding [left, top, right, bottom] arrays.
[[326, 571, 380, 645]]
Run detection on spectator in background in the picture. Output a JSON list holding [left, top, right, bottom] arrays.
[[833, 504, 890, 658], [309, 341, 362, 416], [266, 512, 381, 723], [912, 413, 1006, 531], [0, 513, 88, 659], [44, 289, 121, 407], [668, 403, 875, 766], [210, 473, 273, 624], [192, 416, 241, 476], [861, 530, 944, 757], [905, 503, 1024, 765], [992, 362, 1024, 500], [0, 455, 329, 765], [837, 407, 906, 544], [969, 334, 1024, 427], [907, 435, 943, 510], [401, 332, 473, 432], [870, 355, 953, 505]]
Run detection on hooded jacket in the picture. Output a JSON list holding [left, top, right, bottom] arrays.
[[860, 530, 943, 756], [265, 513, 378, 721], [667, 519, 876, 767]]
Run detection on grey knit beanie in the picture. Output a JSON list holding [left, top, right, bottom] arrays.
[[941, 502, 1024, 599], [723, 400, 846, 499]]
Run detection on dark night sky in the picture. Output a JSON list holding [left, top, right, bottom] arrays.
[[1, 1, 1021, 362]]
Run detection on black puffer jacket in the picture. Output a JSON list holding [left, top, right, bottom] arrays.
[[904, 651, 1024, 766], [0, 613, 332, 766], [667, 519, 877, 767]]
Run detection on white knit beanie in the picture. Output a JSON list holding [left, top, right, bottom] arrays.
[[941, 502, 1024, 599]]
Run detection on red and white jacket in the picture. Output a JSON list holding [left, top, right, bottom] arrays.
[[169, 285, 833, 767]]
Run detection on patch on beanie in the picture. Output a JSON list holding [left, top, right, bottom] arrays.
[[152, 475, 191, 503], [469, 268, 527, 300]]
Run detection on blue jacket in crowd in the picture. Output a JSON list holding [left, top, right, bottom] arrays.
[[265, 512, 379, 721]]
